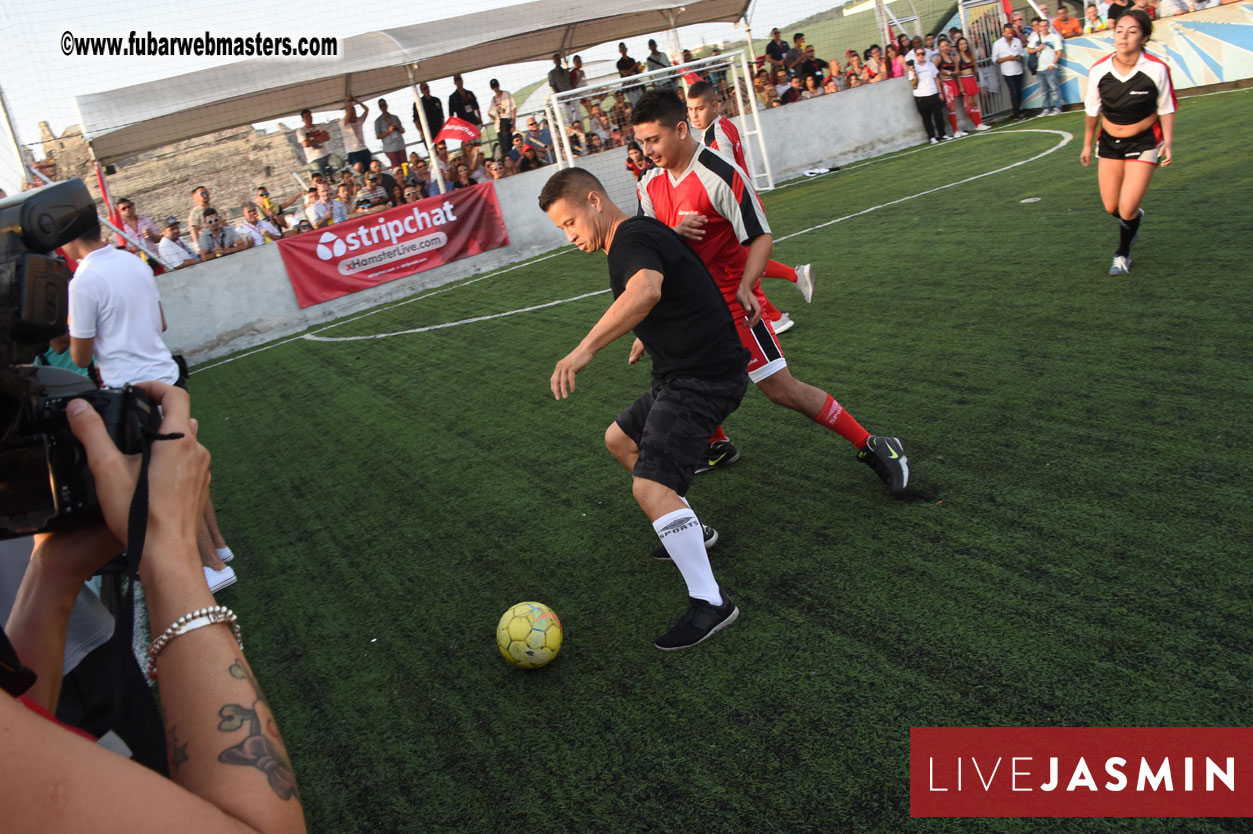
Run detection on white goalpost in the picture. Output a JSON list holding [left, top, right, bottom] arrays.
[[544, 50, 775, 194]]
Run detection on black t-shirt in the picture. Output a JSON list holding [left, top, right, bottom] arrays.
[[801, 57, 828, 78], [617, 55, 637, 77], [607, 216, 748, 383], [448, 89, 481, 126], [765, 40, 788, 63]]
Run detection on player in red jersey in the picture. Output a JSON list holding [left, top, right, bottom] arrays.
[[685, 81, 814, 335], [631, 90, 910, 496]]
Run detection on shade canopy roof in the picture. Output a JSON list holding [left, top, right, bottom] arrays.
[[75, 0, 751, 163]]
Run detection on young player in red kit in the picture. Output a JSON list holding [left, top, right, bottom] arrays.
[[685, 81, 814, 336], [632, 90, 910, 497]]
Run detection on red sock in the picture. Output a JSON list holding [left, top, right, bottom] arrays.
[[709, 425, 728, 444], [763, 260, 797, 282], [814, 394, 871, 448], [760, 294, 782, 322]]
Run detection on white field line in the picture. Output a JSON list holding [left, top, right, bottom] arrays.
[[303, 289, 612, 342], [197, 129, 1071, 356], [775, 129, 1071, 244], [192, 248, 573, 373]]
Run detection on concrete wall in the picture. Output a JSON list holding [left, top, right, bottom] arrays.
[[165, 78, 928, 364], [746, 77, 927, 181], [161, 168, 566, 362]]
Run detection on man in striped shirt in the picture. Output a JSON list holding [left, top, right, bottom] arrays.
[[632, 90, 910, 496], [685, 81, 815, 329]]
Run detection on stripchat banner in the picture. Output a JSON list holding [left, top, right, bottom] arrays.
[[277, 182, 509, 309]]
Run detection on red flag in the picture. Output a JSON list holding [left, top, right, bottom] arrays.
[[1002, 0, 1014, 14], [94, 162, 121, 229], [433, 117, 481, 145]]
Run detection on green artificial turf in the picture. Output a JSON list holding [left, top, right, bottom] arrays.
[[187, 90, 1253, 833]]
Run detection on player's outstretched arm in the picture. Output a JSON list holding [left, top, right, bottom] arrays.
[[1080, 114, 1099, 166], [736, 235, 773, 327], [551, 269, 663, 400], [1158, 112, 1174, 166]]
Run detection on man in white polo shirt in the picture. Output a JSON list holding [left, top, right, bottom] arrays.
[[61, 219, 239, 594], [156, 216, 200, 269], [991, 23, 1026, 119]]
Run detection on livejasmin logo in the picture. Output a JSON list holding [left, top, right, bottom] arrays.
[[928, 755, 1235, 793], [314, 200, 459, 262], [910, 728, 1253, 817]]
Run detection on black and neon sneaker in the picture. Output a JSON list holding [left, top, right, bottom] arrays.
[[652, 524, 719, 560], [654, 593, 739, 651], [694, 440, 740, 475], [857, 435, 909, 496]]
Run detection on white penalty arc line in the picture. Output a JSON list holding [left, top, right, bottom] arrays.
[[775, 129, 1072, 243], [303, 289, 611, 342], [191, 247, 574, 373], [199, 129, 1071, 356], [308, 130, 1072, 344]]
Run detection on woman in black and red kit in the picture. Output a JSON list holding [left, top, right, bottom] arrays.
[[1080, 9, 1176, 276]]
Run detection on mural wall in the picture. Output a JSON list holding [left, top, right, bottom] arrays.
[[1016, 3, 1253, 108]]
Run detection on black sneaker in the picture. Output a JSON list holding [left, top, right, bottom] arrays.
[[694, 440, 740, 475], [652, 524, 719, 560], [654, 594, 739, 651], [857, 435, 910, 496]]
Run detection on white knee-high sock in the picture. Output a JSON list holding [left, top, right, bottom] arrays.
[[652, 507, 721, 605]]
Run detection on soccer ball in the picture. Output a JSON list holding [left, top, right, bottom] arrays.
[[496, 602, 563, 669]]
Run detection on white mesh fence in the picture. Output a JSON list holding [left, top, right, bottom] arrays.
[[0, 0, 964, 220]]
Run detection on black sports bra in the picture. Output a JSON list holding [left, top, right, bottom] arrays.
[[938, 56, 956, 73], [958, 57, 976, 71]]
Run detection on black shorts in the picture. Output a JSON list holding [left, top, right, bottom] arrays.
[[1098, 124, 1162, 164], [615, 374, 748, 497]]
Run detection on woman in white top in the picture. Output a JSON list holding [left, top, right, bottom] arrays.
[[487, 79, 517, 158], [909, 48, 950, 143], [339, 97, 371, 170], [1080, 10, 1176, 275]]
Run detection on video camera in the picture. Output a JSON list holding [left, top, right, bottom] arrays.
[[0, 179, 161, 539]]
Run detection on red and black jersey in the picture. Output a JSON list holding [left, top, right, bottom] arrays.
[[1084, 50, 1177, 125], [702, 116, 747, 172], [636, 146, 771, 315]]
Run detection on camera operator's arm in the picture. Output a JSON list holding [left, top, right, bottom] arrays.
[[1, 384, 306, 834], [3, 527, 121, 711]]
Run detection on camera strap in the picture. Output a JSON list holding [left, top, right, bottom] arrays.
[[113, 425, 184, 737]]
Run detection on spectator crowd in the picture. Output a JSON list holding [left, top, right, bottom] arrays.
[[112, 0, 1230, 270]]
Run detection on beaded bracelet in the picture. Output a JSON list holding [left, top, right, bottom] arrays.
[[147, 605, 242, 680]]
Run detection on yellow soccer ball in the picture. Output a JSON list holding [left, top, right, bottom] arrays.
[[496, 602, 563, 669]]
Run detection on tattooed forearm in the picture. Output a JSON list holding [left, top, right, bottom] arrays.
[[216, 659, 300, 801], [168, 724, 189, 774]]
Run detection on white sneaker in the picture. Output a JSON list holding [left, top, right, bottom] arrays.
[[941, 134, 955, 141], [794, 264, 815, 303], [204, 565, 237, 593], [1108, 255, 1131, 276], [973, 123, 991, 131], [929, 137, 939, 144], [954, 130, 968, 138], [770, 313, 795, 334], [216, 546, 234, 564]]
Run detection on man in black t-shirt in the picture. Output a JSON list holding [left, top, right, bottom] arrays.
[[539, 167, 747, 652], [764, 28, 789, 76], [447, 74, 482, 126]]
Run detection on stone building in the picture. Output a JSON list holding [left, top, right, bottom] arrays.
[[37, 118, 348, 233]]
